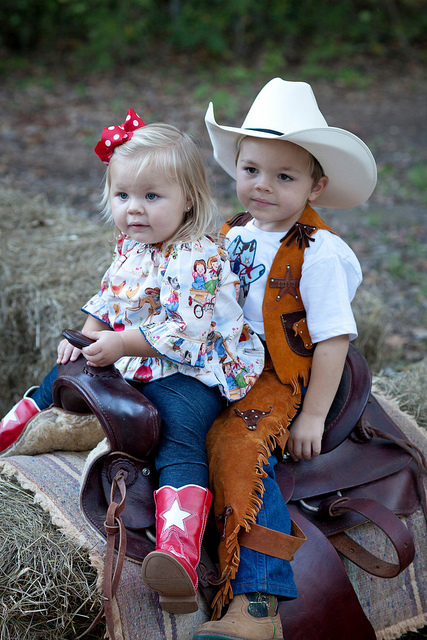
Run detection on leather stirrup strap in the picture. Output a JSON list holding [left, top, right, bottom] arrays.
[[103, 472, 128, 640], [239, 520, 306, 560], [280, 508, 376, 640], [76, 471, 128, 640], [323, 496, 415, 577]]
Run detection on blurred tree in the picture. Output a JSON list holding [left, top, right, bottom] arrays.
[[0, 0, 425, 69]]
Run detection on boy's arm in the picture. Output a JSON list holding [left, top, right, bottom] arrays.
[[286, 334, 349, 461]]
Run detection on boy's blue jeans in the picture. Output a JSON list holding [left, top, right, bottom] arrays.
[[231, 454, 298, 599], [33, 367, 296, 597]]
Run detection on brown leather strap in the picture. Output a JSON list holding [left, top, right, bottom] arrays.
[[323, 497, 415, 577], [76, 471, 128, 640], [280, 508, 376, 640], [103, 472, 128, 640], [239, 520, 306, 560]]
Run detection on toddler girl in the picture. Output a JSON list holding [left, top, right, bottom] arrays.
[[0, 109, 264, 614]]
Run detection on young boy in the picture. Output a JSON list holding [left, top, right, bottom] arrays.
[[192, 78, 377, 640]]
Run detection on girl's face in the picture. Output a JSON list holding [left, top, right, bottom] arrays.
[[109, 157, 191, 244]]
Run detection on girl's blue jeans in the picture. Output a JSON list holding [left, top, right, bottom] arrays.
[[33, 366, 296, 597], [33, 366, 224, 487]]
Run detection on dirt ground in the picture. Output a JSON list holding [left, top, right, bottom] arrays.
[[1, 60, 426, 370]]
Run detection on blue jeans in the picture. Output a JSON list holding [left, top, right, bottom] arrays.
[[32, 365, 57, 409], [33, 366, 224, 488], [131, 374, 224, 488], [231, 455, 298, 599]]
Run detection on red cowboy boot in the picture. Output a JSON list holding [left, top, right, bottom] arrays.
[[0, 387, 40, 452], [141, 484, 212, 614]]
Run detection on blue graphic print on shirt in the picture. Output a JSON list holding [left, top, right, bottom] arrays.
[[227, 235, 266, 287]]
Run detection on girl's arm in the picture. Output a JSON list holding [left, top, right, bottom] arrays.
[[286, 334, 349, 461], [57, 315, 109, 364], [81, 328, 158, 367]]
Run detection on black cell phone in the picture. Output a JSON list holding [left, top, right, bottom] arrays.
[[62, 329, 96, 350]]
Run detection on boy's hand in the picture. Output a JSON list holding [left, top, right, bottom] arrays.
[[286, 335, 350, 462], [286, 410, 324, 461], [81, 331, 125, 367], [57, 338, 82, 364]]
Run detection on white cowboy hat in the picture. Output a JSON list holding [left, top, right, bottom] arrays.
[[205, 78, 377, 209]]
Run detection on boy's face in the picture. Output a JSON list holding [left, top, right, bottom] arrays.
[[235, 138, 327, 233]]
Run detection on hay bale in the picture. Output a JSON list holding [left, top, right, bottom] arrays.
[[352, 288, 390, 371], [0, 189, 112, 415], [353, 287, 427, 431], [0, 475, 104, 639], [373, 359, 427, 431]]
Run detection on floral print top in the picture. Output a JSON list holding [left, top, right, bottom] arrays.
[[82, 235, 264, 400]]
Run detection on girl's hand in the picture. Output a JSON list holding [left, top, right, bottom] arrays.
[[57, 338, 82, 364], [81, 330, 125, 367], [286, 411, 324, 461]]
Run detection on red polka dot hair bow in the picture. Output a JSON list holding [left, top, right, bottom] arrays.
[[94, 108, 146, 164]]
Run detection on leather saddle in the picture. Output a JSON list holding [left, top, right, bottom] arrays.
[[53, 332, 426, 640]]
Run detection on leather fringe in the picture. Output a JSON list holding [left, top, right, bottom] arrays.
[[209, 402, 298, 619]]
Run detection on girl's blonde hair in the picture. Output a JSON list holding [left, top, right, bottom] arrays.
[[101, 123, 220, 247]]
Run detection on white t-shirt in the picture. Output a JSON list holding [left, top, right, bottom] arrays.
[[226, 218, 362, 343]]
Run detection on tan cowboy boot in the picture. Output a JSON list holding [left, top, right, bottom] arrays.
[[192, 592, 284, 639]]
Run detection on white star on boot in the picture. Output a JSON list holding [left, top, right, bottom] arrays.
[[161, 497, 192, 531]]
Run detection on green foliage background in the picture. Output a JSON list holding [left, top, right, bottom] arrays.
[[1, 0, 425, 70]]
